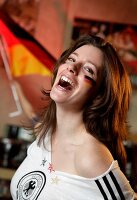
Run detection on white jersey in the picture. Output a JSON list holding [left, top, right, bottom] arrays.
[[10, 133, 136, 200]]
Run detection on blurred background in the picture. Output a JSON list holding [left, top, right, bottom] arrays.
[[0, 0, 137, 199]]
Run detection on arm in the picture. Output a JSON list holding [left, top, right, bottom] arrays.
[[13, 80, 37, 120]]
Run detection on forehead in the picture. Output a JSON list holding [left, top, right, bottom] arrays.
[[73, 44, 103, 68]]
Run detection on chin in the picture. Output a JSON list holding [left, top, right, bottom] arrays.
[[50, 93, 64, 103]]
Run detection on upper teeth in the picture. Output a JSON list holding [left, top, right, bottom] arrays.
[[61, 76, 73, 86]]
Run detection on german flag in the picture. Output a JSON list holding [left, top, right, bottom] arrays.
[[0, 12, 56, 115], [0, 19, 55, 77]]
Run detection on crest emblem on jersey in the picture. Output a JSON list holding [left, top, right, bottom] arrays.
[[17, 171, 46, 200]]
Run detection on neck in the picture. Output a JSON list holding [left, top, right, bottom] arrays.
[[55, 105, 85, 138]]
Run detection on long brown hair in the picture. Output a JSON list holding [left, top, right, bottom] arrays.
[[35, 34, 131, 172]]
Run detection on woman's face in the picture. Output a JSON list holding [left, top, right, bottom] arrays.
[[50, 44, 103, 111]]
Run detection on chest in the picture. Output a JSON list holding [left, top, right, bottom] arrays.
[[51, 142, 78, 173]]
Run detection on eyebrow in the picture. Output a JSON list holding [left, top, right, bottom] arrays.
[[71, 52, 98, 69]]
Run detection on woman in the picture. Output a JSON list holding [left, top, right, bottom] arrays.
[[10, 35, 137, 199]]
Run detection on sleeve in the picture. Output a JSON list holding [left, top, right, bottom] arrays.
[[111, 163, 136, 200]]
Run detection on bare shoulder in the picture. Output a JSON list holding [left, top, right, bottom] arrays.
[[75, 134, 114, 178]]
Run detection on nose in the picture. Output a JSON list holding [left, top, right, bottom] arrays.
[[67, 63, 79, 75]]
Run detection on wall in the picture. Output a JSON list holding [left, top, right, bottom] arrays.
[[71, 0, 137, 24], [35, 0, 70, 59], [35, 0, 137, 59]]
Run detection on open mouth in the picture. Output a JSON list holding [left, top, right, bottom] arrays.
[[58, 76, 73, 90]]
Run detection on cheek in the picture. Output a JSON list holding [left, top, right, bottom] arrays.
[[80, 78, 97, 102], [83, 77, 94, 89], [84, 79, 92, 89], [53, 65, 64, 83], [55, 64, 66, 77], [58, 63, 66, 71]]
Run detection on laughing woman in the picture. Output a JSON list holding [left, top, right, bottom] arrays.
[[10, 35, 137, 200]]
